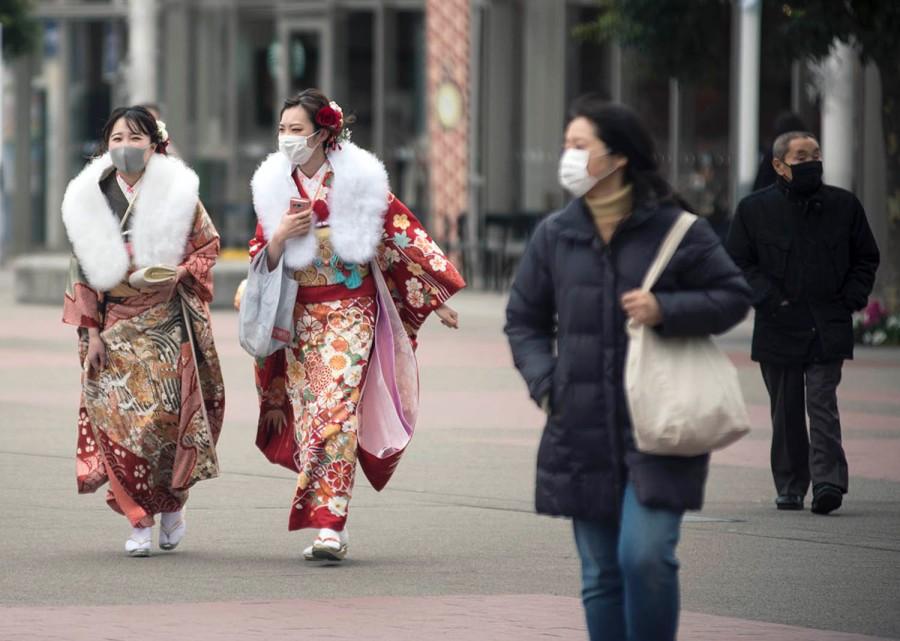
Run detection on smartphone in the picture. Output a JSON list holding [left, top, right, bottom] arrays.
[[290, 197, 311, 214]]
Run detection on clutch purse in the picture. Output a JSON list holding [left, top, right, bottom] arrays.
[[128, 264, 179, 289]]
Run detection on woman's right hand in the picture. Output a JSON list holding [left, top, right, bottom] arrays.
[[85, 331, 107, 373], [268, 206, 313, 269]]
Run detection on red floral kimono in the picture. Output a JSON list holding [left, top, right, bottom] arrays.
[[62, 153, 225, 528], [249, 142, 465, 531]]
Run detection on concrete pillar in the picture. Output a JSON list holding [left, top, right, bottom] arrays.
[[373, 6, 386, 159], [44, 21, 69, 251], [732, 0, 761, 205], [128, 0, 159, 104], [0, 24, 5, 262], [482, 0, 519, 213], [466, 0, 486, 281], [819, 40, 858, 190], [521, 0, 565, 211], [11, 55, 33, 257], [162, 2, 190, 150], [196, 10, 223, 148], [225, 5, 240, 204]]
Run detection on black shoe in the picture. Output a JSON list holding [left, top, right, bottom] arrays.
[[775, 494, 804, 510], [811, 484, 843, 515]]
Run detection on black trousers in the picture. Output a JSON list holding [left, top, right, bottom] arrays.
[[759, 360, 848, 497]]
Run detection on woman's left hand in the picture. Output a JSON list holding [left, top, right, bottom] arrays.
[[621, 290, 662, 326], [435, 304, 459, 329]]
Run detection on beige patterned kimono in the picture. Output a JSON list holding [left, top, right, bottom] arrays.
[[62, 153, 225, 528]]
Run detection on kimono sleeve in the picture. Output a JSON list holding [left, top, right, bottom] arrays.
[[62, 255, 101, 329], [376, 194, 466, 339], [249, 223, 267, 261], [178, 202, 221, 303]]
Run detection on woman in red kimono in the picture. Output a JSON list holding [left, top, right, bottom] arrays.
[[62, 106, 225, 557], [248, 88, 465, 561]]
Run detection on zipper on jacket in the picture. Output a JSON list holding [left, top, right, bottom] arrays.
[[601, 247, 625, 507]]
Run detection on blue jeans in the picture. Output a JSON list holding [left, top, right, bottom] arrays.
[[572, 483, 684, 641]]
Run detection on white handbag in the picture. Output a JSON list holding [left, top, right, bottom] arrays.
[[238, 249, 299, 358], [625, 212, 751, 456]]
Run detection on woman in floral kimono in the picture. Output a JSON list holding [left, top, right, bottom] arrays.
[[62, 106, 225, 557], [248, 89, 465, 561]]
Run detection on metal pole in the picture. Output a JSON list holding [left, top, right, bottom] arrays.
[[610, 43, 623, 103], [790, 60, 802, 113], [668, 77, 680, 188]]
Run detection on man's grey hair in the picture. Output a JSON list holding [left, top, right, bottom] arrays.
[[773, 131, 819, 160]]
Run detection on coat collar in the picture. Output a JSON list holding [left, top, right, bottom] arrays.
[[250, 141, 390, 270], [775, 176, 827, 210], [61, 153, 199, 291], [557, 195, 659, 244]]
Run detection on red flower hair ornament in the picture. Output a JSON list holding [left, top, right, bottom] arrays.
[[315, 101, 352, 150]]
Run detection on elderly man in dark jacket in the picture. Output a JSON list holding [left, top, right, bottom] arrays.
[[727, 131, 879, 515]]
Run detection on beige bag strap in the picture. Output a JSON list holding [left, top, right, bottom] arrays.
[[640, 212, 697, 292]]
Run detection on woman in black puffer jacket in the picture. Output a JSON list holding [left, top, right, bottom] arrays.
[[504, 97, 750, 641]]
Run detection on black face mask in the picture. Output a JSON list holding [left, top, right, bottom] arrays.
[[786, 160, 823, 197]]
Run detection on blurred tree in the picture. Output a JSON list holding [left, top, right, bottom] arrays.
[[1, 0, 39, 59], [574, 0, 731, 84], [580, 0, 900, 309]]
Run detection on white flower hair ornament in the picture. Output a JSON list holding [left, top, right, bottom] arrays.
[[328, 101, 344, 128], [156, 120, 169, 143]]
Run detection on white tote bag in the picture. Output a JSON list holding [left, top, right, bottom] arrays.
[[625, 213, 750, 456], [238, 249, 299, 358]]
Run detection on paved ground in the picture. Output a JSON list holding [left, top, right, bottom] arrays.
[[0, 267, 898, 640]]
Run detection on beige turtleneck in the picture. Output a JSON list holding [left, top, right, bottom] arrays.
[[585, 184, 633, 243]]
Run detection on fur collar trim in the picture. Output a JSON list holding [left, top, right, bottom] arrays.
[[61, 153, 199, 291], [251, 142, 390, 269]]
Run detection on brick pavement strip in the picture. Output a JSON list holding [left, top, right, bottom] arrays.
[[0, 596, 895, 641]]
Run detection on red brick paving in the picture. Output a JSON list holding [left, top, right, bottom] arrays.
[[0, 595, 894, 641]]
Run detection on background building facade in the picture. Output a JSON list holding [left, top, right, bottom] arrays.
[[0, 0, 889, 297]]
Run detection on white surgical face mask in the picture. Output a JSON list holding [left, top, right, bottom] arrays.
[[558, 148, 615, 197], [278, 132, 320, 166]]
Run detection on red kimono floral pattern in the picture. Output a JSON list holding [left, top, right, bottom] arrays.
[[250, 192, 465, 531], [65, 204, 225, 528], [285, 297, 376, 530]]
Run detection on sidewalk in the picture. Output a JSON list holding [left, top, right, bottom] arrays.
[[1, 272, 898, 640]]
